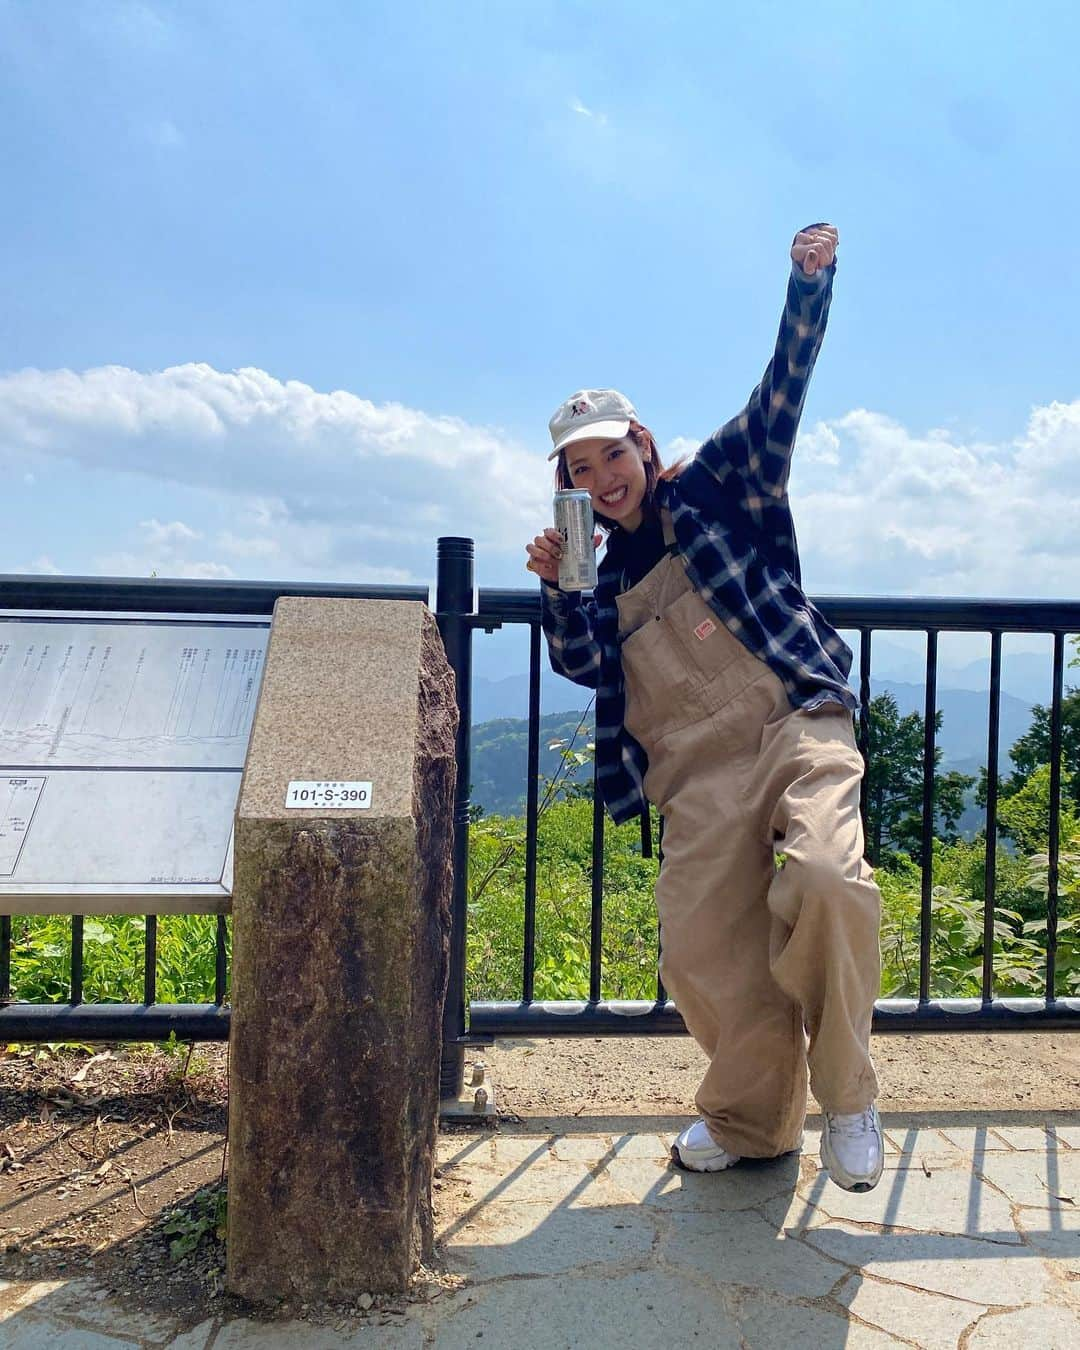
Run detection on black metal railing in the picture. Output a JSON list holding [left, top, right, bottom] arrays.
[[466, 591, 1080, 1038], [3, 561, 1079, 1094]]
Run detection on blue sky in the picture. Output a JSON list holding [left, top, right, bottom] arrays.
[[2, 0, 1079, 603]]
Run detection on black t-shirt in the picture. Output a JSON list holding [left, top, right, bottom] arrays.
[[605, 509, 672, 593]]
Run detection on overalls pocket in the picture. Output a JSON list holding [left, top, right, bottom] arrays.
[[665, 588, 776, 714]]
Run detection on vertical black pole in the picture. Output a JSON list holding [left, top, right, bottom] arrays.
[[639, 808, 652, 859], [71, 915, 84, 1006], [144, 915, 158, 1006], [857, 629, 872, 829], [437, 537, 474, 1100], [919, 631, 938, 1004], [522, 623, 541, 1004], [215, 915, 228, 1005], [1047, 633, 1065, 1003], [1, 916, 10, 1003], [981, 632, 1002, 1005], [589, 758, 605, 1003]]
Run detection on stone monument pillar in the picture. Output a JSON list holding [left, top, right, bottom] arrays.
[[226, 597, 458, 1302]]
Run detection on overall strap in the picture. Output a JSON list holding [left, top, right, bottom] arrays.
[[660, 506, 678, 551]]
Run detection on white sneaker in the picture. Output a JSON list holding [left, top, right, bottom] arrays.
[[670, 1118, 741, 1172], [820, 1104, 884, 1192]]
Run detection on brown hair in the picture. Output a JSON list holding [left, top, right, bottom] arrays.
[[554, 421, 690, 533]]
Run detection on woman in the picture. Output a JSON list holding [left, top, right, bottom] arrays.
[[525, 225, 884, 1193]]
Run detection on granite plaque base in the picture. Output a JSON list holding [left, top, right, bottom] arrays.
[[225, 598, 457, 1302]]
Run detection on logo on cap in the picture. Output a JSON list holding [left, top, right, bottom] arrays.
[[570, 399, 591, 417]]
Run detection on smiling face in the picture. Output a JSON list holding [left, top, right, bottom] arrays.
[[564, 434, 651, 532]]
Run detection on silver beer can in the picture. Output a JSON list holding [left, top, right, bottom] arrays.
[[553, 489, 598, 591]]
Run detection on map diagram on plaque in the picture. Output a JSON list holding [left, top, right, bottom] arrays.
[[0, 622, 267, 769], [0, 617, 270, 911], [1, 776, 45, 877]]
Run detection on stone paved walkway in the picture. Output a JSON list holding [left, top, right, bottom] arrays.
[[2, 1115, 1079, 1347]]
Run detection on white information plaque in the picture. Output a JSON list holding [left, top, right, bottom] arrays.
[[0, 613, 270, 913], [285, 780, 373, 810]]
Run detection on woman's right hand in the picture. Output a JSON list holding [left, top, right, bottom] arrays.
[[525, 527, 565, 584]]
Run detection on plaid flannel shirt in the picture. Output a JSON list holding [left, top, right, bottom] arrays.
[[541, 259, 856, 827]]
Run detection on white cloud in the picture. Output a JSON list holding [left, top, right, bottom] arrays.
[[140, 518, 201, 548], [1014, 399, 1080, 486], [795, 422, 840, 467], [789, 402, 1080, 597], [216, 530, 280, 559], [94, 519, 232, 580], [19, 555, 62, 576], [569, 98, 607, 127], [3, 360, 1077, 597], [0, 362, 549, 583], [95, 550, 235, 580], [663, 436, 699, 464]]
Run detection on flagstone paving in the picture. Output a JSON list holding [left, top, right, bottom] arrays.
[[1, 1116, 1078, 1348]]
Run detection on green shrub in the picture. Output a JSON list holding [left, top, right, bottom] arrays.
[[468, 803, 1080, 1004], [7, 914, 229, 1005], [466, 797, 661, 1002]]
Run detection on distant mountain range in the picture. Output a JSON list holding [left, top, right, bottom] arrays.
[[470, 710, 598, 818], [471, 639, 1067, 728], [468, 678, 1039, 819], [870, 681, 1035, 776]]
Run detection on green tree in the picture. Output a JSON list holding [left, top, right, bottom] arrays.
[[864, 693, 974, 866], [997, 687, 1080, 809], [997, 763, 1078, 854], [978, 636, 1080, 834]]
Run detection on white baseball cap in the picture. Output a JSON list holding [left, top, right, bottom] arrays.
[[547, 388, 637, 461]]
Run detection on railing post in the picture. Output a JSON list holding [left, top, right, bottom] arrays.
[[436, 537, 475, 1100]]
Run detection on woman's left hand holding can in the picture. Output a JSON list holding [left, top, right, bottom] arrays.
[[525, 527, 565, 584], [525, 527, 601, 586]]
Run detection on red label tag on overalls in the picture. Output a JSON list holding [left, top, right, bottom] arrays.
[[694, 618, 716, 641]]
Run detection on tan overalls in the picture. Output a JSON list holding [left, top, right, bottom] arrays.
[[617, 512, 881, 1158]]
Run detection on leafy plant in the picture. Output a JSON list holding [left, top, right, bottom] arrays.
[[7, 914, 229, 1005], [162, 1183, 227, 1260]]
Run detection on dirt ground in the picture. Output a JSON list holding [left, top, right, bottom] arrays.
[[0, 1043, 231, 1322], [0, 1031, 1077, 1330], [486, 1028, 1080, 1122]]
